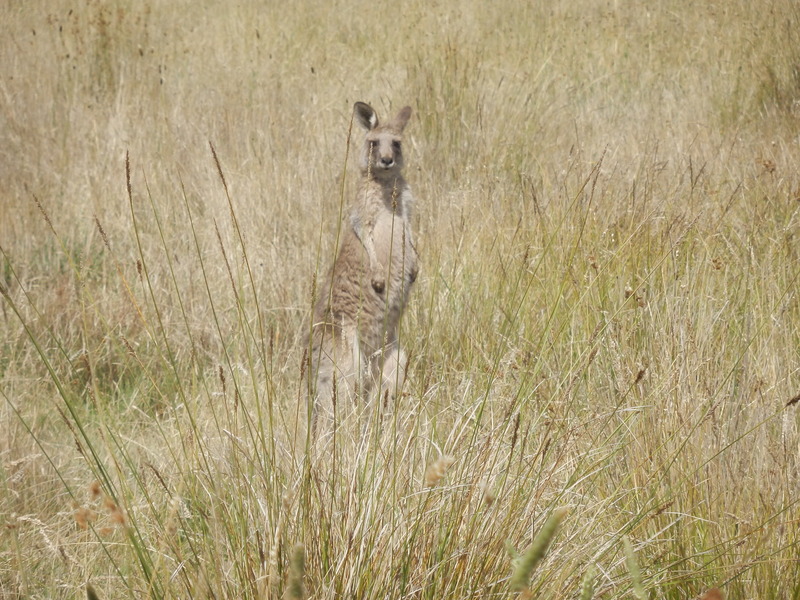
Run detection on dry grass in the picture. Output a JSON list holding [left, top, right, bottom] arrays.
[[2, 0, 800, 599]]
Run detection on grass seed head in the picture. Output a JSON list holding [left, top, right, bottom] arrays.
[[89, 481, 102, 500], [74, 506, 97, 530], [424, 455, 455, 488], [579, 564, 596, 600], [109, 506, 126, 526], [86, 583, 101, 600], [510, 507, 568, 592], [481, 481, 496, 507], [102, 495, 117, 512], [623, 536, 646, 600], [285, 543, 306, 600]]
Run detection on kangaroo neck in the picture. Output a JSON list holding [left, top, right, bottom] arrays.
[[359, 173, 408, 213]]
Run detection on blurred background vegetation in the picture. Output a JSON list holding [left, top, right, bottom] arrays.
[[1, 1, 799, 598]]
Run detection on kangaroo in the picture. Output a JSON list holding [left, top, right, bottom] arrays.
[[306, 102, 419, 432]]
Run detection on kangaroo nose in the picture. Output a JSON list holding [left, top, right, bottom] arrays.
[[380, 156, 394, 167]]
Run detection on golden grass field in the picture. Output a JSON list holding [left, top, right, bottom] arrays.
[[2, 1, 800, 598]]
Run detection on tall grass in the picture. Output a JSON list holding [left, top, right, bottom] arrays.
[[2, 0, 799, 598]]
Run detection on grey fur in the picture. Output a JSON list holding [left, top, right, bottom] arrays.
[[306, 102, 418, 432]]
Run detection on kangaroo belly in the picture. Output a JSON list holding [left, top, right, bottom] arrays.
[[372, 212, 417, 311], [317, 210, 417, 360]]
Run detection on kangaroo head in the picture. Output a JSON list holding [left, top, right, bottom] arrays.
[[354, 102, 412, 178]]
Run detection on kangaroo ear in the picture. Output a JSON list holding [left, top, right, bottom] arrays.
[[393, 106, 412, 131], [354, 102, 379, 130]]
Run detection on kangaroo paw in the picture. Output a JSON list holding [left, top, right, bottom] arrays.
[[371, 276, 386, 294]]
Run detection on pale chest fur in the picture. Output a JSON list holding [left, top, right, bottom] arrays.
[[338, 184, 419, 354], [371, 189, 417, 285]]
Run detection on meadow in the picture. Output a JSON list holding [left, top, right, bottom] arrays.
[[1, 1, 799, 598]]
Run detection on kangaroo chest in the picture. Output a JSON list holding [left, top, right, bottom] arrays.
[[372, 210, 414, 267], [343, 208, 414, 358]]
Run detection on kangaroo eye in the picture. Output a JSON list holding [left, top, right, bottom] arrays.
[[392, 141, 401, 151]]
